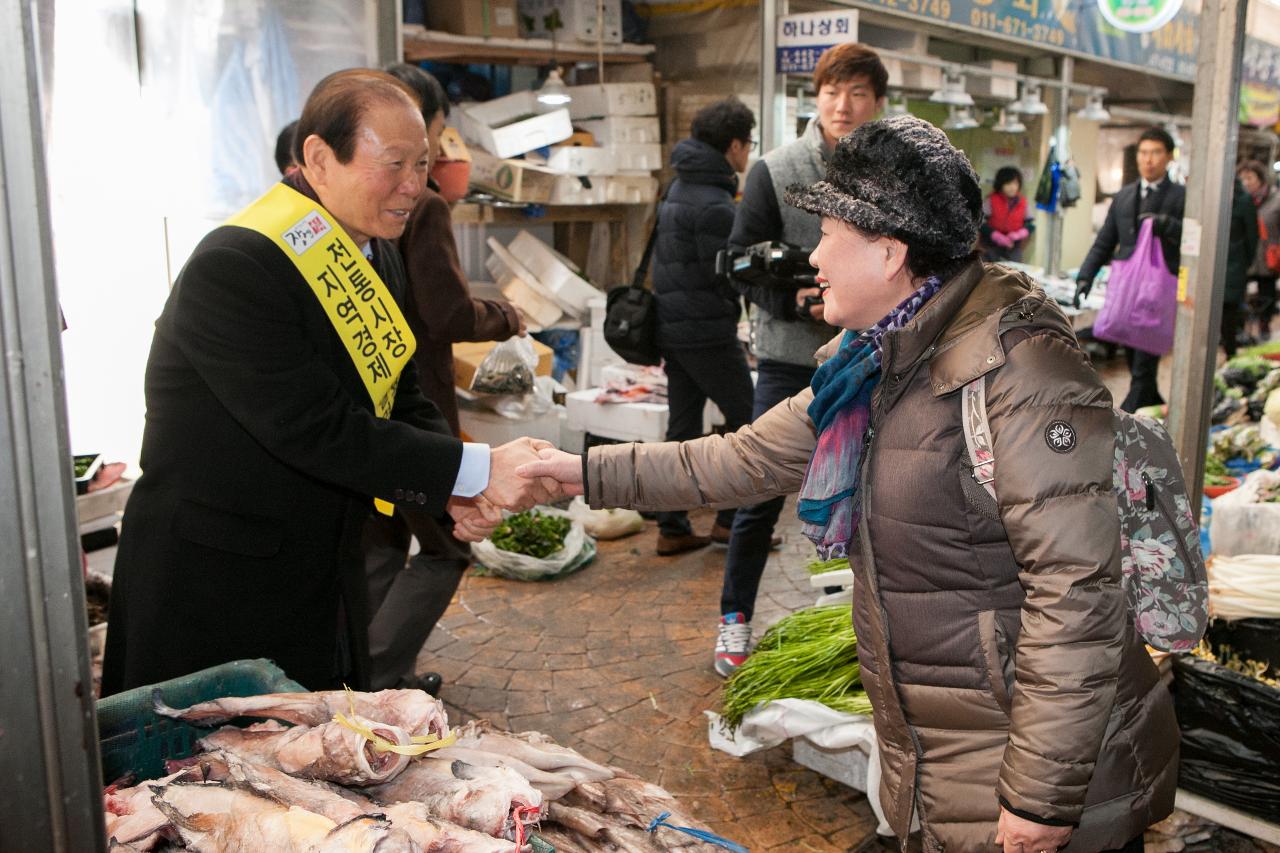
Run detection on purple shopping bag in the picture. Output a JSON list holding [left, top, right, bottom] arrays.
[[1092, 217, 1177, 355]]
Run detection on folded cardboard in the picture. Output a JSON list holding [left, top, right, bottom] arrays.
[[427, 0, 519, 38], [469, 149, 559, 203], [576, 116, 660, 145], [458, 91, 573, 158], [546, 143, 661, 174], [453, 338, 554, 391], [566, 83, 657, 120], [518, 0, 622, 44], [509, 231, 601, 314]]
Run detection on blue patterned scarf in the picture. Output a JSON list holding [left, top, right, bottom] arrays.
[[798, 277, 943, 559]]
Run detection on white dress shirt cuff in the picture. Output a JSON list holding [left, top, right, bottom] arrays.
[[452, 443, 491, 498]]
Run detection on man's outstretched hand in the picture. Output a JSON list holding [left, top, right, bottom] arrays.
[[515, 447, 585, 498], [484, 437, 562, 511]]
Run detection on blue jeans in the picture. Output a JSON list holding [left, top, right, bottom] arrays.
[[720, 359, 815, 619]]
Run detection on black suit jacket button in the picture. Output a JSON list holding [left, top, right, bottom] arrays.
[[394, 488, 404, 499]]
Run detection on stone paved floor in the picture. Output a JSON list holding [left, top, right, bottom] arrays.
[[417, 497, 883, 852]]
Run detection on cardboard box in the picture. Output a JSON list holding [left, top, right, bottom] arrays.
[[576, 116, 660, 145], [518, 0, 622, 44], [453, 338, 554, 391], [428, 0, 519, 38], [468, 149, 559, 202], [566, 83, 657, 119], [458, 91, 573, 158], [547, 143, 661, 174], [437, 127, 471, 162], [508, 231, 601, 314]]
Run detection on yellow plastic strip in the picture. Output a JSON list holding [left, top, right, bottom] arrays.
[[333, 711, 458, 755]]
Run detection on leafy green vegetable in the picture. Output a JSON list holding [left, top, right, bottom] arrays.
[[720, 605, 871, 730], [490, 510, 572, 558], [806, 556, 850, 576]]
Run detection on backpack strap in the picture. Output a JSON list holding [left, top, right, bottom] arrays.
[[961, 376, 997, 502]]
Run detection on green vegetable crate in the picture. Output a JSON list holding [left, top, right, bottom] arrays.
[[97, 658, 304, 783]]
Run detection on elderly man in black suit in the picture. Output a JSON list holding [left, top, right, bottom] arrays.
[[1075, 126, 1185, 412], [101, 69, 560, 695]]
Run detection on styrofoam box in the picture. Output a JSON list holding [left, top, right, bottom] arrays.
[[968, 59, 1018, 99], [458, 92, 573, 158], [548, 144, 662, 175], [508, 231, 601, 315], [566, 83, 657, 120], [883, 58, 942, 92], [519, 0, 622, 44], [566, 390, 668, 442], [551, 174, 609, 205], [576, 116, 660, 145], [604, 175, 659, 204], [791, 739, 871, 793], [458, 404, 563, 446], [498, 274, 563, 328]]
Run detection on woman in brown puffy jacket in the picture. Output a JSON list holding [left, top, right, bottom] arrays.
[[521, 116, 1176, 853]]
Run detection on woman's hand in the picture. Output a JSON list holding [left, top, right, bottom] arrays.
[[995, 807, 1072, 853], [515, 448, 585, 497]]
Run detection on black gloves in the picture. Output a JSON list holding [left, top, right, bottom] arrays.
[[1073, 279, 1092, 309]]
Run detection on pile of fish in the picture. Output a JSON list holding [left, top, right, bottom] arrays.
[[103, 688, 718, 852]]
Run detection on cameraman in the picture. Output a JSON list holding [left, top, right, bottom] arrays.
[[713, 43, 887, 678]]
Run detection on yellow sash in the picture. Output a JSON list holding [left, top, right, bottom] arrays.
[[228, 183, 417, 515]]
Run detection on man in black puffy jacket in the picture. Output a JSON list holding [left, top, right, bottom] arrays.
[[651, 98, 756, 555]]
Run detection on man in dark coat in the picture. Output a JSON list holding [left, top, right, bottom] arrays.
[[1222, 177, 1260, 357], [651, 98, 757, 555], [1076, 126, 1185, 412], [101, 70, 552, 696], [360, 65, 525, 693]]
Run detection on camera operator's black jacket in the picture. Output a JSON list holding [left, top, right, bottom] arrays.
[[653, 138, 742, 351]]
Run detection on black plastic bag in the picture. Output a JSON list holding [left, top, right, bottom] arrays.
[[1173, 621, 1280, 822]]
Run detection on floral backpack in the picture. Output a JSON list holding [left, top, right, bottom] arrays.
[[962, 377, 1209, 652]]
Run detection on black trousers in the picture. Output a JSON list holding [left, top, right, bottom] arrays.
[[362, 509, 470, 689], [1222, 297, 1245, 358], [656, 342, 754, 538], [720, 359, 816, 619], [1120, 347, 1163, 413]]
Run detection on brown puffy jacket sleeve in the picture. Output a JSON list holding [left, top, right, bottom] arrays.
[[984, 330, 1125, 824], [587, 388, 817, 510]]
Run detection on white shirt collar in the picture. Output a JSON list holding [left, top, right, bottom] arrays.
[[1141, 177, 1166, 193]]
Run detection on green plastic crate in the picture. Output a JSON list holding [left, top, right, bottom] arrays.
[[97, 658, 305, 784]]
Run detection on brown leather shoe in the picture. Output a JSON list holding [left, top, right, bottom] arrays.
[[656, 533, 711, 556], [710, 524, 781, 550]]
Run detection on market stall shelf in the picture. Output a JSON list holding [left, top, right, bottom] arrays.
[[1174, 789, 1280, 846], [402, 26, 655, 66]]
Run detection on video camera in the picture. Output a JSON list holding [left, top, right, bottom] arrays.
[[716, 241, 823, 315], [716, 240, 817, 284]]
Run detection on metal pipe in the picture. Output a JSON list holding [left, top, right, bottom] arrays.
[[1044, 55, 1072, 278], [1168, 0, 1250, 516], [760, 0, 786, 151], [0, 0, 105, 848]]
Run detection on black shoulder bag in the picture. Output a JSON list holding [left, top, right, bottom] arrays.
[[603, 195, 663, 366]]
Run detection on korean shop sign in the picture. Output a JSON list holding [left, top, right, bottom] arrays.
[[776, 10, 859, 74]]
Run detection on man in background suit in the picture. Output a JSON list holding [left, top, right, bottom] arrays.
[[1075, 126, 1185, 412]]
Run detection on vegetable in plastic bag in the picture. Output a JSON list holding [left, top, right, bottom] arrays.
[[566, 497, 644, 540], [471, 337, 538, 395], [1208, 469, 1280, 556], [472, 507, 596, 581]]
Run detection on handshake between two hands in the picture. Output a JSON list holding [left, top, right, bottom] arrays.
[[444, 439, 587, 543]]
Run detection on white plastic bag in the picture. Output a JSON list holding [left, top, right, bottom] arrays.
[[1209, 469, 1280, 557], [470, 337, 538, 395], [566, 496, 645, 540], [472, 507, 596, 581]]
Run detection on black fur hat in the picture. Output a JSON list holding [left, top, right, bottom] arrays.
[[785, 115, 982, 259]]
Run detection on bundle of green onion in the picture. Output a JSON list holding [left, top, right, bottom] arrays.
[[720, 604, 872, 730], [805, 556, 849, 576]]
